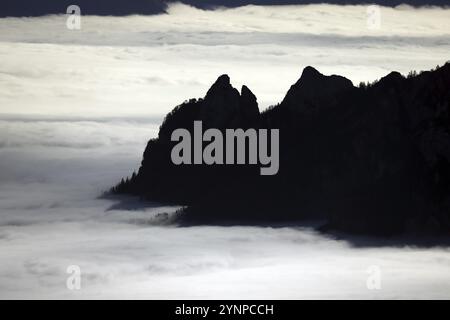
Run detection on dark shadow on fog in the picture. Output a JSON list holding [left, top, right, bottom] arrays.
[[103, 195, 168, 212], [103, 196, 450, 249]]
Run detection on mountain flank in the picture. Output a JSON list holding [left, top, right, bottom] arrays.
[[112, 63, 450, 236]]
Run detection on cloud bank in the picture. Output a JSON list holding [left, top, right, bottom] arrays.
[[0, 4, 449, 117]]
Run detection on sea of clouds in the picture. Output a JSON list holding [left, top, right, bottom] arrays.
[[0, 3, 450, 299], [1, 3, 450, 116]]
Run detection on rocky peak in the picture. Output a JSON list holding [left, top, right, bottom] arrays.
[[204, 74, 239, 102], [241, 85, 256, 101], [201, 75, 259, 128], [240, 85, 258, 111], [281, 66, 354, 112], [376, 71, 404, 87], [239, 85, 260, 127], [298, 66, 323, 83]]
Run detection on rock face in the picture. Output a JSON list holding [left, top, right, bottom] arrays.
[[281, 66, 354, 114], [112, 63, 450, 235], [200, 75, 260, 129], [115, 74, 262, 219]]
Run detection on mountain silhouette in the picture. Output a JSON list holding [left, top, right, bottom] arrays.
[[0, 0, 167, 17], [112, 63, 450, 236]]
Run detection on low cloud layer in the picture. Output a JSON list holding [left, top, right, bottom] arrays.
[[2, 181, 450, 299], [2, 4, 450, 38], [0, 4, 449, 117]]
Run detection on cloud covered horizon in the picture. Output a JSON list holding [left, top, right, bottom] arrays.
[[0, 3, 449, 117]]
